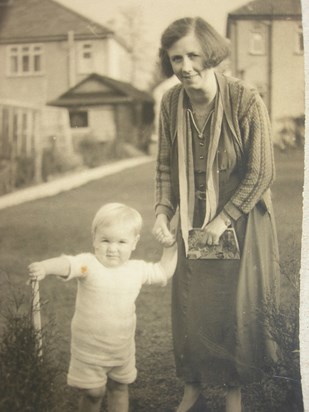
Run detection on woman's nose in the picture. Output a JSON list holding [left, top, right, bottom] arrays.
[[182, 56, 193, 72]]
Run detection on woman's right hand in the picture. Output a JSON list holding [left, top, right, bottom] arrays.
[[152, 214, 175, 247]]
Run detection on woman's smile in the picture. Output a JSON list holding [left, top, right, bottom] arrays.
[[182, 74, 198, 80]]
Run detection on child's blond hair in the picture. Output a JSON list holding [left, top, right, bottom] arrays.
[[91, 203, 143, 238]]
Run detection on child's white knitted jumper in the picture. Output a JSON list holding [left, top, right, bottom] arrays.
[[65, 253, 167, 366]]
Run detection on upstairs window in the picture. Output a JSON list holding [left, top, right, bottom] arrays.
[[249, 31, 265, 55], [295, 24, 304, 54], [7, 44, 44, 76], [78, 43, 94, 73]]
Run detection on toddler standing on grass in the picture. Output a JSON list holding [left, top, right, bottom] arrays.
[[28, 202, 177, 412]]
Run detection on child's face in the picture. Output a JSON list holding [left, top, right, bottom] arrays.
[[93, 222, 140, 268]]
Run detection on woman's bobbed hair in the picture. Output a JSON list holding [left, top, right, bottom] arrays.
[[159, 17, 230, 78]]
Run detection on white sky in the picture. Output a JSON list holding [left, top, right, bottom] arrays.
[[55, 0, 249, 46]]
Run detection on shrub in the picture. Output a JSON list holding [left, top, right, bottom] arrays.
[[243, 253, 303, 412], [78, 137, 108, 168], [15, 156, 35, 188], [0, 160, 15, 195], [201, 251, 303, 412], [243, 302, 302, 411], [274, 115, 305, 151], [41, 147, 81, 182], [78, 136, 127, 168], [0, 285, 65, 412]]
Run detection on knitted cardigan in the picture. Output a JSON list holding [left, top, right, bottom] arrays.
[[155, 72, 275, 222]]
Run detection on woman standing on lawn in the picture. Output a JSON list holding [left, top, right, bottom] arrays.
[[152, 17, 280, 412]]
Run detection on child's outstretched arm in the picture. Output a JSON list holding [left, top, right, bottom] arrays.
[[28, 257, 70, 281], [158, 241, 178, 281]]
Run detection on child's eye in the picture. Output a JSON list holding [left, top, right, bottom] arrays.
[[101, 239, 109, 243], [119, 240, 127, 244]]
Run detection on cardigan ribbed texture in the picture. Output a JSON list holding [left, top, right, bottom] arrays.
[[155, 73, 275, 222]]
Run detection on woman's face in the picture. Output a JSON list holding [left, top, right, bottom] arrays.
[[167, 32, 211, 90]]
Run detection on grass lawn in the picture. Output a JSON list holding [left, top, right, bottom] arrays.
[[0, 147, 304, 412]]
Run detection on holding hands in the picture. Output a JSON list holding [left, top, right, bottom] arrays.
[[153, 212, 230, 247], [153, 214, 176, 247]]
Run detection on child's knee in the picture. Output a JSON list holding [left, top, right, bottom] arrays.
[[107, 379, 128, 393], [83, 386, 106, 402]]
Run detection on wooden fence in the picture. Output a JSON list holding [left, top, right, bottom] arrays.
[[0, 99, 73, 195]]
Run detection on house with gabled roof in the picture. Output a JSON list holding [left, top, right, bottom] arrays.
[[48, 73, 154, 152], [0, 0, 133, 105], [226, 0, 304, 140], [0, 0, 154, 173], [0, 0, 154, 194]]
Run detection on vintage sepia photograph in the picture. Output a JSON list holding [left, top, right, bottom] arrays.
[[0, 0, 306, 411]]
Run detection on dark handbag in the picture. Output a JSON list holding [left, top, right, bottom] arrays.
[[187, 227, 240, 260]]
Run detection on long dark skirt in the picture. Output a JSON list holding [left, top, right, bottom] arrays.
[[172, 203, 280, 386]]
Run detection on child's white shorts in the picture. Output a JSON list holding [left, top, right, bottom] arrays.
[[67, 354, 137, 389]]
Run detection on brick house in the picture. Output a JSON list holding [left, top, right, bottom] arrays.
[[0, 0, 154, 193], [226, 0, 304, 141], [0, 0, 134, 104]]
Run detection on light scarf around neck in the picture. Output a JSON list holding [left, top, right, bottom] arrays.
[[177, 87, 224, 255]]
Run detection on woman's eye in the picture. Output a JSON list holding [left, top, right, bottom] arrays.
[[171, 56, 182, 63]]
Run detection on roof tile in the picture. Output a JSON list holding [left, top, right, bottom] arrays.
[[229, 0, 302, 17], [48, 73, 154, 106], [0, 0, 112, 42]]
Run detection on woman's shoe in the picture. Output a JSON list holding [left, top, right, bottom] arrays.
[[187, 394, 209, 412]]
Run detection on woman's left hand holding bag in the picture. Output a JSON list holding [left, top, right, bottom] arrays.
[[202, 213, 230, 245]]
